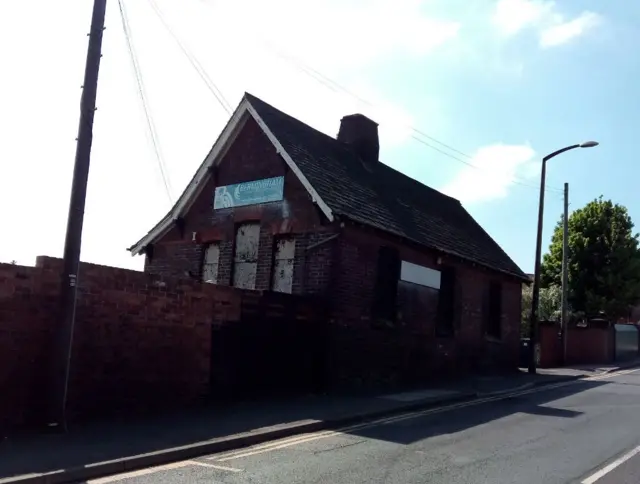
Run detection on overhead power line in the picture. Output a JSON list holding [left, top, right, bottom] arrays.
[[117, 0, 173, 203], [146, 0, 232, 116], [263, 42, 563, 195]]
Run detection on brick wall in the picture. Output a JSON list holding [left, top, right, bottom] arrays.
[[564, 323, 614, 365], [0, 258, 217, 432], [144, 116, 332, 292], [0, 262, 56, 432], [327, 224, 523, 391], [538, 320, 616, 368], [538, 321, 562, 368], [0, 256, 328, 434]]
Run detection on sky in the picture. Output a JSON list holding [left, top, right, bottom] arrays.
[[1, 0, 638, 274]]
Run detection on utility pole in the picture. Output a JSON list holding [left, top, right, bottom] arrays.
[[527, 142, 598, 374], [561, 182, 569, 365], [54, 0, 108, 430]]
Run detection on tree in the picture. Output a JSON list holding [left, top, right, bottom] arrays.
[[521, 284, 562, 336], [541, 197, 640, 319]]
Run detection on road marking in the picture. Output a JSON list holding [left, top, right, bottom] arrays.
[[88, 461, 193, 483], [189, 461, 243, 472], [213, 367, 638, 462], [212, 427, 370, 462], [214, 388, 551, 462], [581, 445, 640, 484], [87, 459, 242, 483], [214, 390, 535, 462]]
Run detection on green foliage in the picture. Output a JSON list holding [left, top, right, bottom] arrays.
[[521, 284, 562, 336], [540, 197, 640, 319]]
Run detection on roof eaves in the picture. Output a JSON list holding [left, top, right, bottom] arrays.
[[127, 97, 252, 255], [338, 212, 528, 282], [244, 99, 334, 223]]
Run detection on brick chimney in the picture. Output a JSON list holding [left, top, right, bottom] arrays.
[[337, 114, 380, 165]]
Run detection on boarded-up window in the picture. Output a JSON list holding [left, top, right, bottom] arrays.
[[271, 237, 295, 294], [202, 243, 220, 284], [400, 261, 441, 289], [485, 281, 503, 338], [232, 223, 260, 290], [436, 266, 456, 337], [372, 246, 401, 323]]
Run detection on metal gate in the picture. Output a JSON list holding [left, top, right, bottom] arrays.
[[209, 292, 327, 401], [614, 324, 639, 362]]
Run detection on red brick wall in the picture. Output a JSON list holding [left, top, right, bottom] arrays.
[[145, 116, 333, 293], [538, 322, 562, 368], [0, 258, 220, 432], [327, 224, 522, 390], [1, 256, 330, 434], [538, 321, 614, 368], [0, 262, 56, 432], [565, 323, 614, 366]]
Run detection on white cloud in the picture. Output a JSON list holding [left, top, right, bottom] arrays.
[[539, 11, 601, 48], [492, 0, 554, 36], [208, 0, 461, 71], [0, 0, 450, 268], [439, 143, 537, 204], [492, 0, 601, 47]]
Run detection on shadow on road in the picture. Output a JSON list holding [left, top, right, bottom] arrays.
[[343, 379, 603, 446], [0, 373, 623, 480]]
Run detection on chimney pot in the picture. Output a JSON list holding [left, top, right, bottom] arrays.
[[337, 114, 380, 165]]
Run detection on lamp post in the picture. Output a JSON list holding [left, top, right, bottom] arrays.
[[528, 141, 599, 374]]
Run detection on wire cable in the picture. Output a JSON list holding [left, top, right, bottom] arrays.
[[117, 0, 173, 203], [146, 0, 232, 115], [190, 1, 559, 195], [264, 42, 563, 195]]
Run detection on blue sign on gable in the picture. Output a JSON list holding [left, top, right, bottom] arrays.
[[213, 176, 285, 210]]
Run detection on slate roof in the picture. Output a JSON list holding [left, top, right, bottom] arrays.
[[245, 93, 526, 280]]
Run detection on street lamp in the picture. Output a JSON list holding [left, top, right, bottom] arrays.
[[528, 141, 599, 374]]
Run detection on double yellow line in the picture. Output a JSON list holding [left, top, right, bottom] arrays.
[[211, 367, 639, 463]]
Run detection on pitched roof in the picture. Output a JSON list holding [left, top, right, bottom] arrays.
[[130, 92, 526, 281], [245, 94, 526, 280]]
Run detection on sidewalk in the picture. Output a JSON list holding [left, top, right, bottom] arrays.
[[1, 361, 638, 484]]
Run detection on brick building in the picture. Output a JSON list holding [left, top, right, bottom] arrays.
[[129, 93, 528, 385]]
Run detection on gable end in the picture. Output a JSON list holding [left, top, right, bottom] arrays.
[[128, 96, 334, 256]]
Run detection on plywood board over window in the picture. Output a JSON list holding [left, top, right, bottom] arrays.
[[400, 261, 441, 289], [233, 223, 260, 290], [272, 237, 295, 294], [372, 246, 401, 324], [202, 243, 220, 284], [485, 281, 503, 339]]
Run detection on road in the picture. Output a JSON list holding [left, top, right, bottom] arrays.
[[88, 368, 640, 484]]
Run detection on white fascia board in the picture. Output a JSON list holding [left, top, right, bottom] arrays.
[[129, 96, 334, 255], [128, 100, 251, 255], [245, 103, 334, 223]]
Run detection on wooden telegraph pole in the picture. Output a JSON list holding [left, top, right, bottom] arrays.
[[54, 0, 108, 430]]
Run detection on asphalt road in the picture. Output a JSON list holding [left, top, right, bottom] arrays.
[[88, 368, 640, 484]]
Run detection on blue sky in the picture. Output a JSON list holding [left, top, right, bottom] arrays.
[[0, 0, 637, 274]]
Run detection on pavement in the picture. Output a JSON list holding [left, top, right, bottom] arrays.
[[1, 360, 639, 484]]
